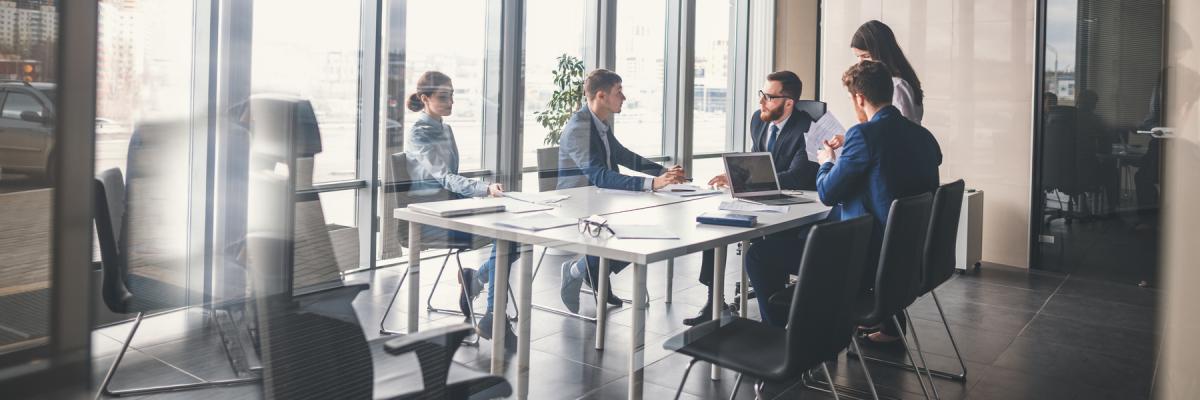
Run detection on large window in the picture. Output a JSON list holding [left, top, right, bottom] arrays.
[[403, 0, 488, 172], [692, 0, 733, 155], [522, 0, 586, 170], [615, 0, 667, 157]]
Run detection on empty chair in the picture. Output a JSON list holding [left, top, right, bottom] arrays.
[[843, 193, 937, 400], [93, 168, 259, 397], [664, 215, 874, 400]]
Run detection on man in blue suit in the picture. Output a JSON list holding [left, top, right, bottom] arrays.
[[817, 60, 942, 345], [557, 69, 686, 312]]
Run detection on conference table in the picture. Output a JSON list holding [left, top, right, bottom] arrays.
[[393, 186, 830, 399]]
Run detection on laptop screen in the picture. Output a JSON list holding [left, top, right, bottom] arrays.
[[724, 153, 780, 195]]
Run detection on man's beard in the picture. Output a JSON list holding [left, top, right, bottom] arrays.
[[759, 103, 784, 121]]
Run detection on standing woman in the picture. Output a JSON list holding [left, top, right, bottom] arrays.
[[406, 71, 517, 346], [850, 20, 925, 124]]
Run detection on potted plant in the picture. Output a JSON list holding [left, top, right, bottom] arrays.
[[533, 54, 585, 192]]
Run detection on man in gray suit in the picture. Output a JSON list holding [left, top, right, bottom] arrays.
[[556, 69, 686, 312]]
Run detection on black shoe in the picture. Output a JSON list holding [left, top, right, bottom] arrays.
[[853, 330, 905, 352], [582, 260, 624, 306], [683, 301, 729, 326], [458, 268, 483, 317], [477, 313, 518, 353]]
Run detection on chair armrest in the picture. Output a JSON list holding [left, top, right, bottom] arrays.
[[383, 323, 475, 356]]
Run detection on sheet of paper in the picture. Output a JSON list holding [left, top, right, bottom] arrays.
[[493, 212, 576, 231], [503, 191, 569, 204], [659, 183, 724, 197], [719, 200, 789, 213], [608, 224, 680, 239], [496, 198, 555, 213]]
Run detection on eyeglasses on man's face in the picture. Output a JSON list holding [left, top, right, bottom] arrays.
[[758, 90, 792, 103], [577, 216, 614, 238]]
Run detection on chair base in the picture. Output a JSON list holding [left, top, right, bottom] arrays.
[[98, 312, 260, 399]]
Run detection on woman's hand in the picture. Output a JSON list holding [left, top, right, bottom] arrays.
[[487, 183, 505, 197]]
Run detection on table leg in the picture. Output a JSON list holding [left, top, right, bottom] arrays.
[[517, 244, 533, 399], [711, 245, 726, 380], [665, 258, 674, 304], [628, 262, 647, 400], [491, 240, 512, 374], [595, 258, 611, 350], [406, 222, 422, 334], [740, 240, 750, 318]]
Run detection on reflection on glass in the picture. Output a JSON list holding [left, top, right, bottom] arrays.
[[1036, 0, 1164, 286], [692, 0, 732, 155], [0, 0, 58, 356], [252, 0, 362, 185], [615, 0, 667, 157]]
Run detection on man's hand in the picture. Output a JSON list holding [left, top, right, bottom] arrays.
[[653, 166, 687, 190], [708, 173, 730, 189], [817, 139, 837, 165], [827, 134, 845, 150], [487, 183, 505, 197]]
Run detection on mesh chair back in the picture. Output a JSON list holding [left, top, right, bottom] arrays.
[[785, 215, 874, 366], [923, 180, 965, 292], [871, 193, 933, 317]]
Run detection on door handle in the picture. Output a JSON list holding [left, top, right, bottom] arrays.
[[1136, 127, 1175, 139]]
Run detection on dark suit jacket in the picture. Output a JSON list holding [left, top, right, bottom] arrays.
[[557, 105, 666, 191], [816, 105, 942, 268], [749, 110, 822, 190]]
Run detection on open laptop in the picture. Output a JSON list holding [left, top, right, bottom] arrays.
[[722, 152, 815, 205]]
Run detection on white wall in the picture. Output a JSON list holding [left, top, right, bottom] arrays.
[[819, 0, 1036, 267], [1159, 0, 1200, 396]]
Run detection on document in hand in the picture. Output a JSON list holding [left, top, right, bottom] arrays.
[[503, 191, 570, 204], [659, 183, 723, 197], [608, 225, 680, 239], [493, 212, 576, 231], [719, 200, 789, 213]]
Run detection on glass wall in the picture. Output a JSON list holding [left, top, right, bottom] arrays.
[[615, 0, 667, 157], [522, 0, 586, 172], [692, 0, 733, 156], [0, 0, 59, 358]]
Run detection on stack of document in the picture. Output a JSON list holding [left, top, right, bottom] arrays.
[[719, 200, 789, 213], [504, 192, 569, 204], [493, 212, 576, 231], [659, 183, 723, 197]]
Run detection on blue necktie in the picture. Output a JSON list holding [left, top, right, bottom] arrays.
[[767, 124, 779, 152]]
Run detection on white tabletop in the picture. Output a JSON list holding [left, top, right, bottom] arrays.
[[393, 187, 831, 265]]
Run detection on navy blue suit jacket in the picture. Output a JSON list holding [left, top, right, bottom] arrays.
[[557, 105, 666, 191], [749, 110, 822, 190], [816, 106, 942, 267]]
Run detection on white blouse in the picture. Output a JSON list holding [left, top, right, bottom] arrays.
[[892, 77, 923, 125]]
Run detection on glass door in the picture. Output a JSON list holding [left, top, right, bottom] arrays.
[[1034, 0, 1166, 287]]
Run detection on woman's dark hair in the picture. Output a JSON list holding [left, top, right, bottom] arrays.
[[851, 20, 923, 106], [407, 71, 452, 112]]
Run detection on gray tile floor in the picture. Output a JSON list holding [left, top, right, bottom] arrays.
[[92, 248, 1160, 399]]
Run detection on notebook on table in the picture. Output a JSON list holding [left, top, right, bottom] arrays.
[[408, 198, 506, 218]]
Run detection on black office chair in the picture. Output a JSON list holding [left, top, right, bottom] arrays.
[[93, 168, 259, 398], [664, 215, 874, 400], [845, 181, 969, 384], [255, 283, 512, 400], [841, 193, 937, 400], [380, 152, 515, 339]]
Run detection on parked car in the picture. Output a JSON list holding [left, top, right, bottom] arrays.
[[0, 81, 56, 181]]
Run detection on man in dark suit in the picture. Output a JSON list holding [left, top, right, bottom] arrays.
[[816, 60, 942, 344], [687, 71, 835, 327], [556, 69, 686, 313]]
